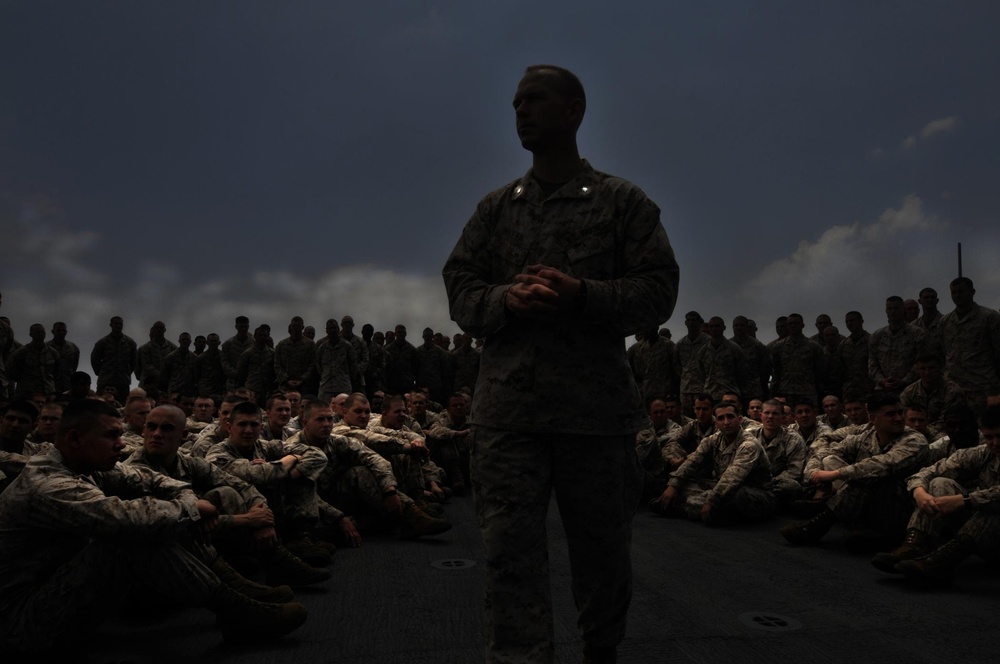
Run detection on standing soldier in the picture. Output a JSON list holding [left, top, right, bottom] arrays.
[[940, 277, 1000, 413], [222, 316, 252, 392], [47, 321, 79, 395], [6, 324, 59, 400], [135, 321, 177, 387], [443, 65, 678, 663], [90, 316, 137, 402]]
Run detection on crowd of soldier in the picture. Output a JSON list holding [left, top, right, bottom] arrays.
[[0, 303, 485, 654], [630, 276, 1000, 587], [0, 276, 998, 652]]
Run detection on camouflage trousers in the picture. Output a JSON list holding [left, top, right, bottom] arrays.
[[670, 479, 775, 522], [471, 426, 642, 664], [771, 476, 805, 504], [390, 453, 428, 498], [0, 539, 218, 652], [259, 475, 320, 529], [823, 455, 912, 533], [909, 478, 1000, 558], [320, 465, 415, 517]]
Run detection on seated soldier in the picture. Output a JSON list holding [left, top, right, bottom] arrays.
[[843, 396, 870, 426], [284, 389, 303, 434], [426, 392, 473, 494], [292, 399, 449, 540], [781, 402, 795, 428], [187, 394, 217, 435], [25, 402, 62, 445], [185, 394, 244, 457], [782, 392, 929, 552], [119, 396, 151, 456], [635, 398, 679, 502], [334, 393, 449, 517], [126, 404, 329, 589], [262, 392, 293, 442], [899, 353, 967, 430], [753, 399, 806, 509], [905, 404, 941, 443], [0, 401, 47, 487], [664, 394, 693, 429], [206, 401, 333, 567], [872, 405, 1000, 584], [370, 395, 448, 504], [788, 398, 832, 449], [653, 401, 774, 525], [924, 404, 982, 465], [0, 400, 307, 654], [819, 395, 850, 430], [407, 390, 439, 432], [666, 393, 717, 466], [720, 393, 760, 433]]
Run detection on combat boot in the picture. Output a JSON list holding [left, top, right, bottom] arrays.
[[210, 556, 294, 604], [896, 535, 976, 584], [780, 508, 837, 545], [399, 502, 452, 539], [264, 544, 332, 587], [207, 584, 308, 641], [283, 527, 333, 567], [414, 498, 444, 516], [870, 529, 935, 573]]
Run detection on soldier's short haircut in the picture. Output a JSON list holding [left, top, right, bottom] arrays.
[[343, 392, 369, 409], [57, 399, 120, 441], [787, 313, 803, 321], [646, 397, 667, 412], [684, 311, 703, 321], [775, 316, 788, 322], [265, 393, 289, 410], [221, 393, 247, 405], [950, 277, 974, 289], [918, 287, 937, 298], [236, 316, 249, 324], [915, 352, 942, 365], [979, 405, 1000, 430], [943, 404, 976, 422], [762, 399, 785, 411], [524, 64, 586, 115], [382, 395, 407, 413], [302, 399, 331, 421], [663, 395, 681, 405], [2, 400, 39, 421], [229, 401, 260, 420], [793, 398, 816, 411], [866, 391, 901, 413], [846, 311, 863, 319], [70, 371, 92, 385], [885, 295, 904, 304], [694, 393, 713, 404], [713, 401, 739, 416]]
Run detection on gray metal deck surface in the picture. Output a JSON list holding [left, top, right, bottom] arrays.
[[81, 496, 999, 664]]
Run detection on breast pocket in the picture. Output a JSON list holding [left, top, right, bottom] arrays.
[[566, 235, 617, 280]]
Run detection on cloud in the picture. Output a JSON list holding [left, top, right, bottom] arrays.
[[1, 197, 456, 374], [900, 115, 958, 150], [391, 6, 460, 46], [919, 116, 958, 139], [704, 193, 980, 337]]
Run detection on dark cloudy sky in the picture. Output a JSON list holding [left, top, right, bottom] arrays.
[[2, 1, 998, 367]]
